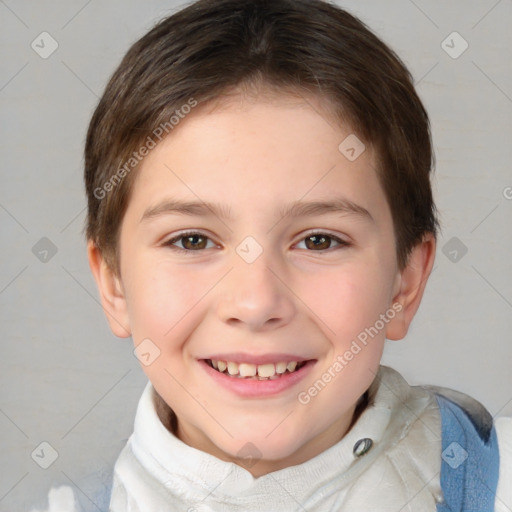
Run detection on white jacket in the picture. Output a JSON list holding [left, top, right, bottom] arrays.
[[32, 366, 512, 511], [108, 366, 512, 511]]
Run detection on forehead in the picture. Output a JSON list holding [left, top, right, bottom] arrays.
[[126, 91, 390, 227]]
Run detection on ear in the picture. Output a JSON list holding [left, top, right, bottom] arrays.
[[385, 233, 436, 341], [87, 240, 131, 338]]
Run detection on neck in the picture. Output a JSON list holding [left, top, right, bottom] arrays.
[[152, 387, 370, 476]]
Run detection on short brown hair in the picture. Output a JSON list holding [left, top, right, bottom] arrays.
[[84, 0, 440, 274]]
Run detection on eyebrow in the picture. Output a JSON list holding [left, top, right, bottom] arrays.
[[140, 197, 374, 223]]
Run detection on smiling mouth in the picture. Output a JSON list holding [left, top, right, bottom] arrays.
[[205, 359, 309, 380]]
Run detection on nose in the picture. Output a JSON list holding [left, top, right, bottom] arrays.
[[215, 252, 296, 332]]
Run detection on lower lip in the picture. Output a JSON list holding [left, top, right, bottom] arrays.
[[199, 359, 316, 398]]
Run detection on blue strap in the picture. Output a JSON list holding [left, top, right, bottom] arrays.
[[435, 393, 500, 511]]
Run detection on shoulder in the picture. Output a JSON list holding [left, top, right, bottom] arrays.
[[420, 382, 511, 511], [421, 384, 494, 442]]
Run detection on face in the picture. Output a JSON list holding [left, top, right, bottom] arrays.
[[93, 91, 433, 476]]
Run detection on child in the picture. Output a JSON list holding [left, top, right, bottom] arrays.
[[81, 0, 511, 510]]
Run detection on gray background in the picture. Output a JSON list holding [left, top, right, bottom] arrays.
[[1, 0, 511, 510]]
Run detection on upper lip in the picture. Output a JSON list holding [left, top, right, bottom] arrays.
[[202, 353, 315, 365]]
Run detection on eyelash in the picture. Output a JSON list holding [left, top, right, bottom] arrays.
[[162, 230, 350, 254]]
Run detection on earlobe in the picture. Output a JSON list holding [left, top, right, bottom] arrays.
[[87, 240, 131, 338], [385, 233, 436, 341]]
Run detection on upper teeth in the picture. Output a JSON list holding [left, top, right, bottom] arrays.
[[211, 359, 299, 378]]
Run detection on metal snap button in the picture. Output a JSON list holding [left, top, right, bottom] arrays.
[[353, 438, 373, 457]]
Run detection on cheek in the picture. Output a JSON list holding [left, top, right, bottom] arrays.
[[125, 258, 204, 344], [300, 261, 393, 343]]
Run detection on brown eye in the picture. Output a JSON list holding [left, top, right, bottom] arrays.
[[181, 234, 208, 250], [306, 235, 331, 250], [297, 233, 348, 251], [165, 232, 215, 251]]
